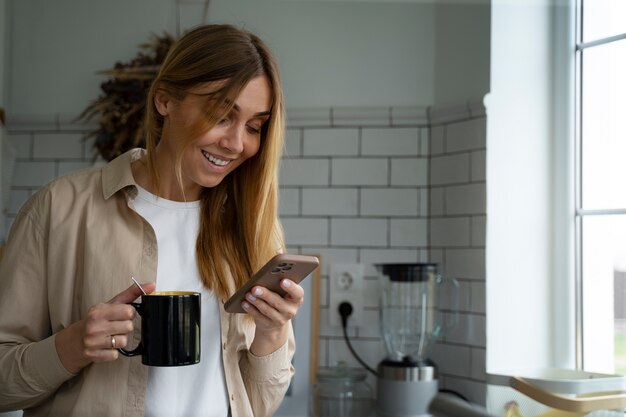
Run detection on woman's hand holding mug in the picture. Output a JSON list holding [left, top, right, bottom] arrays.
[[54, 282, 156, 374]]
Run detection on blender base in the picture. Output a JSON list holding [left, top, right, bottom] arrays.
[[376, 378, 438, 417]]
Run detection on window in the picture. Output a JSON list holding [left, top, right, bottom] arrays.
[[576, 0, 626, 373]]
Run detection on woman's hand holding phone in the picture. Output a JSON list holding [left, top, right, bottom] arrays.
[[245, 277, 304, 356], [224, 254, 319, 355], [224, 254, 319, 313]]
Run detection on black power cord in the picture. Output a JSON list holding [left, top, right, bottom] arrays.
[[338, 301, 378, 376]]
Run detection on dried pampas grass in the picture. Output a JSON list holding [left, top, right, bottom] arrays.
[[79, 32, 176, 161]]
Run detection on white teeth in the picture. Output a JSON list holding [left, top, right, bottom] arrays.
[[201, 150, 230, 166]]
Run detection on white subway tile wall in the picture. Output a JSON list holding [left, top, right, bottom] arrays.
[[303, 128, 359, 156], [427, 115, 487, 402], [287, 106, 487, 402], [4, 104, 487, 404], [301, 188, 358, 216], [331, 158, 389, 186], [361, 127, 419, 155]]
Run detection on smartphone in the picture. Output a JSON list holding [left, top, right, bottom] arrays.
[[224, 254, 320, 314]]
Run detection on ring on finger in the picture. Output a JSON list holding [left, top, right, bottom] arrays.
[[110, 335, 116, 349]]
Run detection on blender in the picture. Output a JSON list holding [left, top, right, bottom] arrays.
[[375, 263, 457, 417]]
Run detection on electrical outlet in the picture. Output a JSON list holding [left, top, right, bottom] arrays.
[[328, 263, 364, 327]]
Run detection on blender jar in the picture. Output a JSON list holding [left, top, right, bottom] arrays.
[[311, 363, 374, 417], [379, 263, 441, 363]]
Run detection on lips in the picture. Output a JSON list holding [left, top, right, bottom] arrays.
[[201, 150, 230, 167]]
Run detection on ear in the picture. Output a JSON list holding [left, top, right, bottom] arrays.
[[153, 88, 172, 117]]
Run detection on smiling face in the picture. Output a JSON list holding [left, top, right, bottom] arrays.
[[152, 75, 272, 201]]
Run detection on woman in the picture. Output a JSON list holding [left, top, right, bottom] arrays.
[[0, 24, 299, 417]]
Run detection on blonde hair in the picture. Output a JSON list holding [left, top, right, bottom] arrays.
[[144, 24, 285, 298]]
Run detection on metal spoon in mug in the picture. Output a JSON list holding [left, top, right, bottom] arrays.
[[131, 276, 147, 296]]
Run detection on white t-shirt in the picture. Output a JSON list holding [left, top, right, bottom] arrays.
[[133, 185, 229, 417]]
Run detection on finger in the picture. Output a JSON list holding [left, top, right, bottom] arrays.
[[104, 334, 129, 350], [84, 346, 120, 362], [241, 300, 258, 316], [279, 279, 305, 301], [247, 287, 283, 311], [275, 280, 305, 310], [104, 304, 137, 321], [83, 318, 133, 348], [244, 291, 295, 322], [112, 334, 129, 349], [249, 284, 303, 313], [84, 331, 131, 356], [87, 303, 136, 323], [108, 282, 156, 304], [242, 298, 284, 324], [105, 319, 134, 337]]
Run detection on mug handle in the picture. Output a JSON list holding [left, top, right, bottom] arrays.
[[118, 302, 144, 357]]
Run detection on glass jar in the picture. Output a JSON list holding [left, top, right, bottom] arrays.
[[379, 263, 441, 363], [377, 263, 458, 363], [310, 363, 374, 417]]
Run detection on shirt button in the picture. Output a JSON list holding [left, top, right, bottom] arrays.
[[231, 394, 235, 401], [223, 343, 226, 350]]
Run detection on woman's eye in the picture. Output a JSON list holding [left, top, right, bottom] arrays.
[[247, 125, 261, 134]]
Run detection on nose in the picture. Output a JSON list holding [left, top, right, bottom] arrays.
[[219, 123, 245, 154]]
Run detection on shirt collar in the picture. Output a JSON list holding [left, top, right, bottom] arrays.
[[101, 148, 146, 200]]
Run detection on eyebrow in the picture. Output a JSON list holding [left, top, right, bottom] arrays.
[[226, 99, 271, 118]]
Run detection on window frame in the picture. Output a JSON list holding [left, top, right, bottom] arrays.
[[574, 0, 626, 371]]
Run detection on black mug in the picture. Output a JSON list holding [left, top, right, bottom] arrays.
[[119, 291, 201, 366]]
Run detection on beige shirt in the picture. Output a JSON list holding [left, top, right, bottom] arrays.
[[0, 149, 295, 417]]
